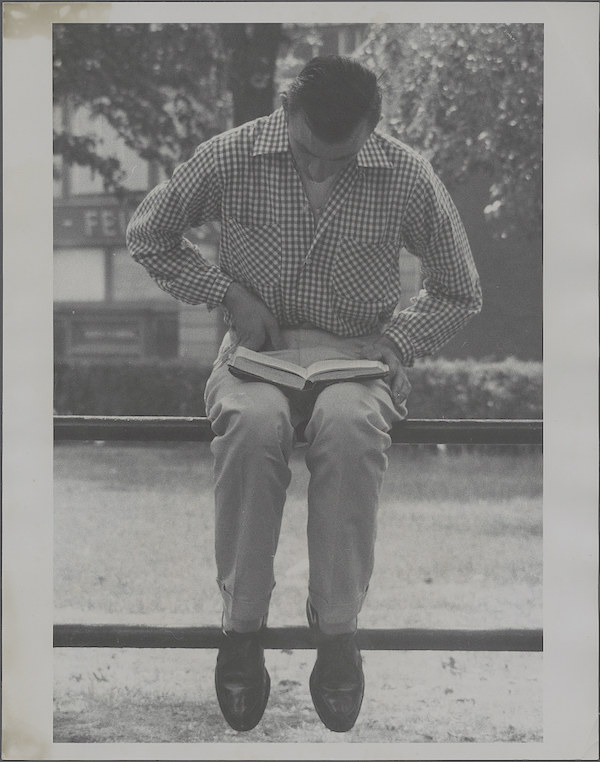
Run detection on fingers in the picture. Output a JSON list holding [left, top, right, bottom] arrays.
[[360, 338, 411, 404], [265, 317, 284, 351], [391, 373, 411, 402], [382, 361, 410, 410], [237, 315, 282, 352], [358, 345, 375, 360], [358, 344, 386, 362], [233, 319, 268, 352], [360, 342, 399, 377], [227, 286, 282, 351]]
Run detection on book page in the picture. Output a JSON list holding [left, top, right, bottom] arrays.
[[306, 359, 388, 376], [233, 347, 308, 379]]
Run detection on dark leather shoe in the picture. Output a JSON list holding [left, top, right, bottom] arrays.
[[307, 601, 364, 732], [215, 627, 270, 731]]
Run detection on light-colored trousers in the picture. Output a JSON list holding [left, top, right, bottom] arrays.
[[204, 327, 405, 630]]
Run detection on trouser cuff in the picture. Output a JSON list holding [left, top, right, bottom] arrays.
[[308, 588, 368, 627], [218, 578, 272, 625]]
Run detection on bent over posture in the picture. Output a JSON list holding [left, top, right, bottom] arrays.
[[127, 56, 482, 733]]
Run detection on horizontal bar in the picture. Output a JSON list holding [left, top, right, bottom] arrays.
[[54, 416, 543, 446], [53, 624, 542, 652]]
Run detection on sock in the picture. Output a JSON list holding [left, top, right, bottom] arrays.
[[222, 613, 265, 634], [319, 617, 358, 636]]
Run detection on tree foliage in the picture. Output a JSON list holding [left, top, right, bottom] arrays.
[[54, 24, 230, 189], [359, 24, 543, 238], [52, 21, 543, 239], [53, 23, 282, 191]]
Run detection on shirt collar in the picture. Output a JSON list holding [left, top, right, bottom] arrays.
[[252, 107, 289, 156], [356, 133, 394, 169], [252, 107, 393, 169]]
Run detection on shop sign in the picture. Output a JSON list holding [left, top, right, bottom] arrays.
[[54, 200, 220, 248], [54, 203, 133, 246]]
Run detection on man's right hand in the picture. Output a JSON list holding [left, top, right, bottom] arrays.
[[222, 282, 284, 352]]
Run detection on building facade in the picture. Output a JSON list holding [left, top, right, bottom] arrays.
[[53, 100, 225, 366]]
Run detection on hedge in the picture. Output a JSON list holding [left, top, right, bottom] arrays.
[[54, 360, 211, 416], [54, 357, 542, 419]]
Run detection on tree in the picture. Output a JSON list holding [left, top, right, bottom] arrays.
[[219, 24, 282, 126], [53, 23, 283, 191], [53, 24, 231, 190], [358, 24, 543, 239]]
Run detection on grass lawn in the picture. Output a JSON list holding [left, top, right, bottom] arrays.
[[54, 443, 542, 743]]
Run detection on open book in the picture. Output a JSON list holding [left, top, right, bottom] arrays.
[[228, 346, 389, 391]]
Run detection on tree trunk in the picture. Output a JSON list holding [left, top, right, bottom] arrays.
[[220, 24, 282, 126]]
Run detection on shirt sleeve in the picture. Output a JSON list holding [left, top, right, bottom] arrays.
[[383, 161, 483, 366], [125, 139, 233, 309]]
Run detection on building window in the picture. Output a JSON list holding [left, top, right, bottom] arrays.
[[54, 246, 173, 304], [69, 164, 105, 195], [110, 248, 171, 302], [53, 155, 64, 199], [54, 248, 106, 301], [398, 250, 422, 310], [67, 106, 151, 195], [54, 245, 179, 360]]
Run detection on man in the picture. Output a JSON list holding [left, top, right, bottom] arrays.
[[127, 55, 482, 733]]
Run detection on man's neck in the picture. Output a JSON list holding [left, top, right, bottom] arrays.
[[297, 166, 341, 217]]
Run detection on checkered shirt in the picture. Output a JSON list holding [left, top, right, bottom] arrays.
[[126, 107, 482, 366]]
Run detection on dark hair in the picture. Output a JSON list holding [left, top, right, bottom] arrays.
[[286, 56, 382, 142]]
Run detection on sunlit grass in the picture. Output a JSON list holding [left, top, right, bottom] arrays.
[[54, 443, 542, 629]]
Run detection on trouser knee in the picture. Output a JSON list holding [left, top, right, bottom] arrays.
[[210, 385, 295, 452], [306, 382, 391, 452]]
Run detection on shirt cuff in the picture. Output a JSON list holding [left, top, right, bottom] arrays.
[[206, 270, 234, 311], [382, 325, 415, 367]]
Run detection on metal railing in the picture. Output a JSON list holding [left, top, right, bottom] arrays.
[[54, 415, 543, 445], [54, 415, 543, 653]]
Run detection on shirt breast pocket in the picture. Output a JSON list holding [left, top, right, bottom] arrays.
[[332, 237, 399, 302], [221, 217, 281, 291], [331, 237, 400, 330]]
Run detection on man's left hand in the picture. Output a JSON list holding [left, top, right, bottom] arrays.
[[359, 336, 411, 408]]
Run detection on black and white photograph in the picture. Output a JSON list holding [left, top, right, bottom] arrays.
[[2, 2, 598, 759]]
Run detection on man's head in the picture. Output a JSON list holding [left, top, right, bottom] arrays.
[[281, 56, 382, 182], [283, 56, 382, 143]]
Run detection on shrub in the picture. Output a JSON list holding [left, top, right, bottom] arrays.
[[54, 356, 542, 419], [54, 359, 211, 416], [405, 357, 542, 419]]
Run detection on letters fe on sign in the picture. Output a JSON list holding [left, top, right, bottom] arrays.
[[54, 201, 138, 247]]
